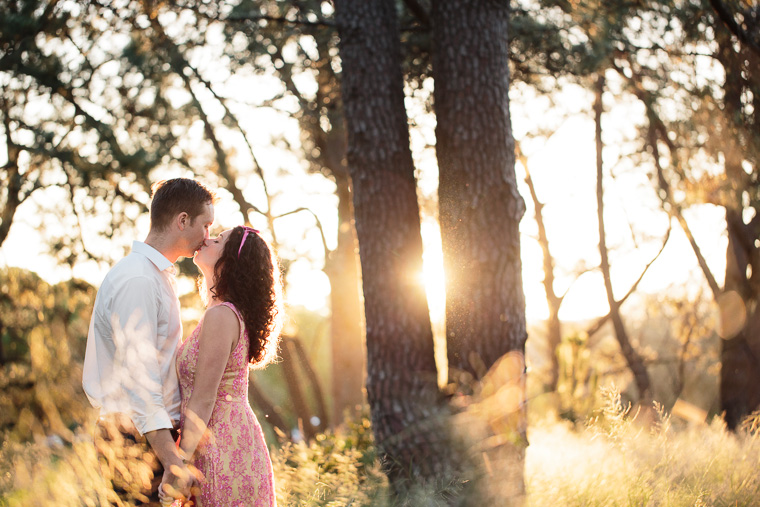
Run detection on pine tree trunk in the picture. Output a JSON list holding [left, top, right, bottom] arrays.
[[334, 0, 452, 491], [594, 75, 652, 404], [720, 221, 760, 429], [716, 29, 760, 429], [431, 0, 527, 385], [431, 1, 528, 502]]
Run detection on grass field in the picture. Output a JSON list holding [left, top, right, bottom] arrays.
[[3, 390, 760, 507]]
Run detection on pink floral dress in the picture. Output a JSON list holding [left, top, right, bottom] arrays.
[[176, 302, 276, 507]]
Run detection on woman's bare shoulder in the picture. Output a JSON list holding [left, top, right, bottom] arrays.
[[199, 304, 240, 344]]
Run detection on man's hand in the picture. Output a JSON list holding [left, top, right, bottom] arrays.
[[158, 463, 195, 505]]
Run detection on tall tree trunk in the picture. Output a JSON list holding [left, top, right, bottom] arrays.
[[716, 30, 760, 429], [720, 224, 760, 429], [334, 0, 452, 492], [325, 170, 366, 425], [432, 0, 527, 385], [319, 90, 365, 427], [594, 74, 652, 405], [431, 1, 527, 501]]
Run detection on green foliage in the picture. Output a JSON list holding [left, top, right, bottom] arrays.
[[0, 0, 220, 262], [272, 415, 389, 506], [556, 332, 599, 423], [0, 268, 95, 441], [0, 433, 114, 507]]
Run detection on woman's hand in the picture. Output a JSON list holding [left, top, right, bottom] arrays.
[[158, 463, 195, 506]]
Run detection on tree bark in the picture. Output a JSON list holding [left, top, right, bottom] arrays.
[[715, 29, 760, 429], [594, 74, 652, 405], [334, 0, 452, 491], [431, 1, 528, 501], [431, 0, 527, 386]]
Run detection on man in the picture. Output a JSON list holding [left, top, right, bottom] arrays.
[[83, 178, 216, 505]]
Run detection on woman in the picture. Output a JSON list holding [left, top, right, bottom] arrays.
[[161, 226, 282, 506]]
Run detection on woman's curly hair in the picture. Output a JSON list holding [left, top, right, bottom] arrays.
[[208, 226, 283, 367]]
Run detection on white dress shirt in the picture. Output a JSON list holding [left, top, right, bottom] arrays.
[[83, 241, 182, 435]]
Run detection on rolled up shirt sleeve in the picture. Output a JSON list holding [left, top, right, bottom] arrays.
[[110, 276, 174, 435]]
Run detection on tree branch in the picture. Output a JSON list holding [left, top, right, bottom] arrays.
[[226, 12, 334, 28], [273, 206, 330, 261], [708, 0, 760, 58], [610, 60, 723, 301], [585, 224, 672, 339]]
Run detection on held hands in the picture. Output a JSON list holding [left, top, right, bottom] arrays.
[[158, 461, 199, 507]]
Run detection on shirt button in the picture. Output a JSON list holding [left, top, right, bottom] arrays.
[[225, 394, 232, 402]]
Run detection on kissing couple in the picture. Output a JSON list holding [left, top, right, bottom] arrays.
[[83, 178, 281, 506]]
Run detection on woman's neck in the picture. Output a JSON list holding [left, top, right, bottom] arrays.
[[206, 296, 224, 309], [199, 271, 223, 308]]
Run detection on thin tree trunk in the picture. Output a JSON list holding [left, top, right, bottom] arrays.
[[279, 336, 326, 440], [325, 170, 365, 425], [517, 143, 562, 391], [248, 377, 290, 437], [334, 0, 453, 492], [432, 1, 527, 501], [262, 25, 366, 428], [289, 336, 330, 432], [594, 74, 652, 405], [0, 101, 23, 247]]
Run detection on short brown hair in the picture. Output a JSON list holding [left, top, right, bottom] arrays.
[[150, 178, 216, 231]]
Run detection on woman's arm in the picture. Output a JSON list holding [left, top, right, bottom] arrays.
[[177, 304, 241, 460]]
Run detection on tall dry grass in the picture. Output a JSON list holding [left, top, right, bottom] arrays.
[[527, 387, 760, 506], [4, 391, 760, 506]]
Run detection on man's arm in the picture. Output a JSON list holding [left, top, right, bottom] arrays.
[[111, 276, 193, 497], [111, 276, 175, 434], [146, 428, 193, 500]]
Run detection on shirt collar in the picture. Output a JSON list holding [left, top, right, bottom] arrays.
[[132, 241, 176, 274]]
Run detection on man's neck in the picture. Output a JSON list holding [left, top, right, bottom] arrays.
[[144, 231, 179, 264]]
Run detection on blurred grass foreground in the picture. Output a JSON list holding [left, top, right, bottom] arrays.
[[2, 265, 760, 506]]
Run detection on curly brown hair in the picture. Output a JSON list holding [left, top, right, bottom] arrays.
[[207, 226, 283, 367]]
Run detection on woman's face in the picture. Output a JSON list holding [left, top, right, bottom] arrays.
[[193, 228, 233, 271]]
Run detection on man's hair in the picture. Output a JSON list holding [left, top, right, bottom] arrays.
[[150, 178, 216, 231]]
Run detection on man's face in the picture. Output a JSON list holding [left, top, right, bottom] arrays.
[[184, 202, 214, 258]]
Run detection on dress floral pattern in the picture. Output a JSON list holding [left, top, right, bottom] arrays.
[[177, 302, 276, 507]]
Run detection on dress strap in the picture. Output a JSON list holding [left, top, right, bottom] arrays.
[[219, 301, 246, 345], [219, 301, 243, 321]]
